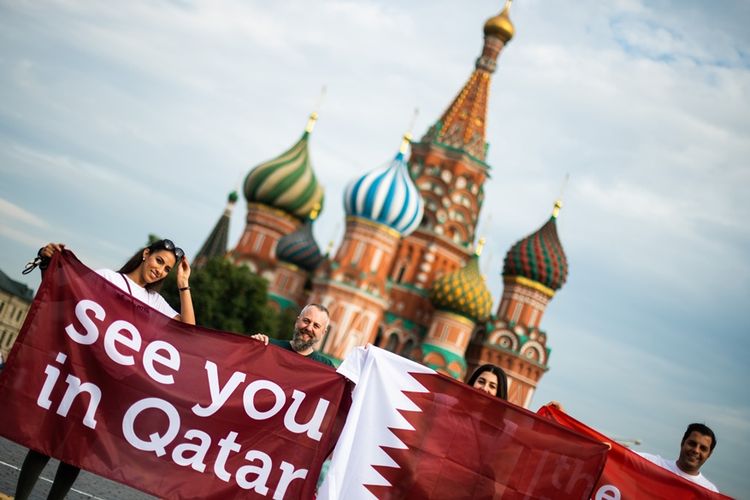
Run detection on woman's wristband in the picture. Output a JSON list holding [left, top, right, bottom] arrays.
[[179, 286, 190, 292]]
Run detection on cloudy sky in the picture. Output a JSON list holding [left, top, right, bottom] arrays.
[[1, 0, 748, 495]]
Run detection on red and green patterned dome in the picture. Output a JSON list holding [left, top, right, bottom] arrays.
[[430, 254, 493, 322], [503, 201, 568, 291]]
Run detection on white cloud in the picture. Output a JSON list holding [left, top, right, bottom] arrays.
[[0, 197, 47, 229], [0, 223, 46, 249]]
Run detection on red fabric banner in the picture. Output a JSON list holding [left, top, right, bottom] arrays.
[[537, 405, 733, 500], [0, 251, 350, 499], [320, 346, 610, 499]]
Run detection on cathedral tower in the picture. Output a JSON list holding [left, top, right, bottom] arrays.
[[193, 191, 237, 269], [311, 134, 424, 360], [423, 245, 493, 379], [466, 200, 568, 407], [385, 2, 516, 343], [231, 114, 324, 281]]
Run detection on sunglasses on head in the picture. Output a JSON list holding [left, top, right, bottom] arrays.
[[154, 239, 184, 261]]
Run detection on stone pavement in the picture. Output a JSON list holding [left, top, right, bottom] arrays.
[[0, 437, 154, 500]]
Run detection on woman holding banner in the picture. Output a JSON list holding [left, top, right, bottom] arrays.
[[14, 238, 195, 500]]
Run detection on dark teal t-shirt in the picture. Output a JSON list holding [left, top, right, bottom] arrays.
[[269, 338, 335, 368]]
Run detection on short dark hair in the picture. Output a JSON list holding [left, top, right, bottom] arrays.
[[466, 364, 508, 400], [682, 423, 717, 452]]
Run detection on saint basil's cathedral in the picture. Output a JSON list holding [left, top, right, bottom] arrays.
[[195, 2, 568, 409]]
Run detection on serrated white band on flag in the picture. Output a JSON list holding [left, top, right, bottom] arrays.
[[318, 345, 435, 499]]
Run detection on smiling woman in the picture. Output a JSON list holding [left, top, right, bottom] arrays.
[[467, 364, 508, 400], [40, 239, 195, 324], [13, 239, 196, 500]]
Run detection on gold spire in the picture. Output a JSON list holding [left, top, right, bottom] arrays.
[[305, 86, 327, 133], [552, 174, 568, 219], [475, 236, 486, 256], [309, 202, 321, 221], [305, 112, 318, 133], [552, 199, 563, 218], [399, 133, 412, 154], [399, 107, 419, 154]]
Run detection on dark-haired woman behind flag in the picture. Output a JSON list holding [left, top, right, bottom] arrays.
[[467, 363, 509, 400]]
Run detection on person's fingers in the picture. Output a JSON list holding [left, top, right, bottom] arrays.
[[42, 243, 65, 257], [250, 333, 269, 345], [548, 400, 564, 411]]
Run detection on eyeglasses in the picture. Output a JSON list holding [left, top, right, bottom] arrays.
[[154, 239, 184, 261]]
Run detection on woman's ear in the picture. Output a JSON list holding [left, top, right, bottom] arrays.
[[142, 249, 150, 261]]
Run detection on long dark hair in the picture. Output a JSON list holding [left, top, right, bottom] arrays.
[[118, 239, 179, 292], [467, 364, 508, 400]]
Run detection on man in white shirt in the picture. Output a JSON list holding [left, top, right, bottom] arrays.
[[638, 423, 719, 492]]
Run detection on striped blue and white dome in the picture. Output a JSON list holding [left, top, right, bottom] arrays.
[[344, 142, 424, 236]]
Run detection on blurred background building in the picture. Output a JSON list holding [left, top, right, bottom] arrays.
[[0, 268, 33, 367]]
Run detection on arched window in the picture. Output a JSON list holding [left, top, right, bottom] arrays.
[[400, 338, 415, 358], [373, 327, 384, 347], [385, 332, 399, 353]]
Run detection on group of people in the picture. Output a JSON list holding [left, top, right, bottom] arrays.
[[260, 301, 721, 494], [13, 240, 720, 497]]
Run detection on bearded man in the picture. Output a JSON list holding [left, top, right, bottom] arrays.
[[251, 303, 334, 367]]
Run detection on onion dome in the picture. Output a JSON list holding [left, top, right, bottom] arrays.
[[344, 134, 424, 236], [503, 200, 568, 291], [276, 205, 324, 272], [243, 113, 324, 220], [484, 0, 515, 43], [430, 254, 493, 322]]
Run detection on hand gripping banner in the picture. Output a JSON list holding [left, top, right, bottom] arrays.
[[537, 405, 732, 500], [0, 251, 350, 499], [319, 345, 609, 499]]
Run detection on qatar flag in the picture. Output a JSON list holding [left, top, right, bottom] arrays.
[[319, 346, 608, 499]]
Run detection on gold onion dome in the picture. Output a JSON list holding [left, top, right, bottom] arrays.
[[430, 254, 493, 322], [243, 113, 324, 220], [484, 1, 515, 43]]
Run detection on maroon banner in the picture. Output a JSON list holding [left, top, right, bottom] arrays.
[[0, 251, 350, 499], [538, 405, 732, 500]]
